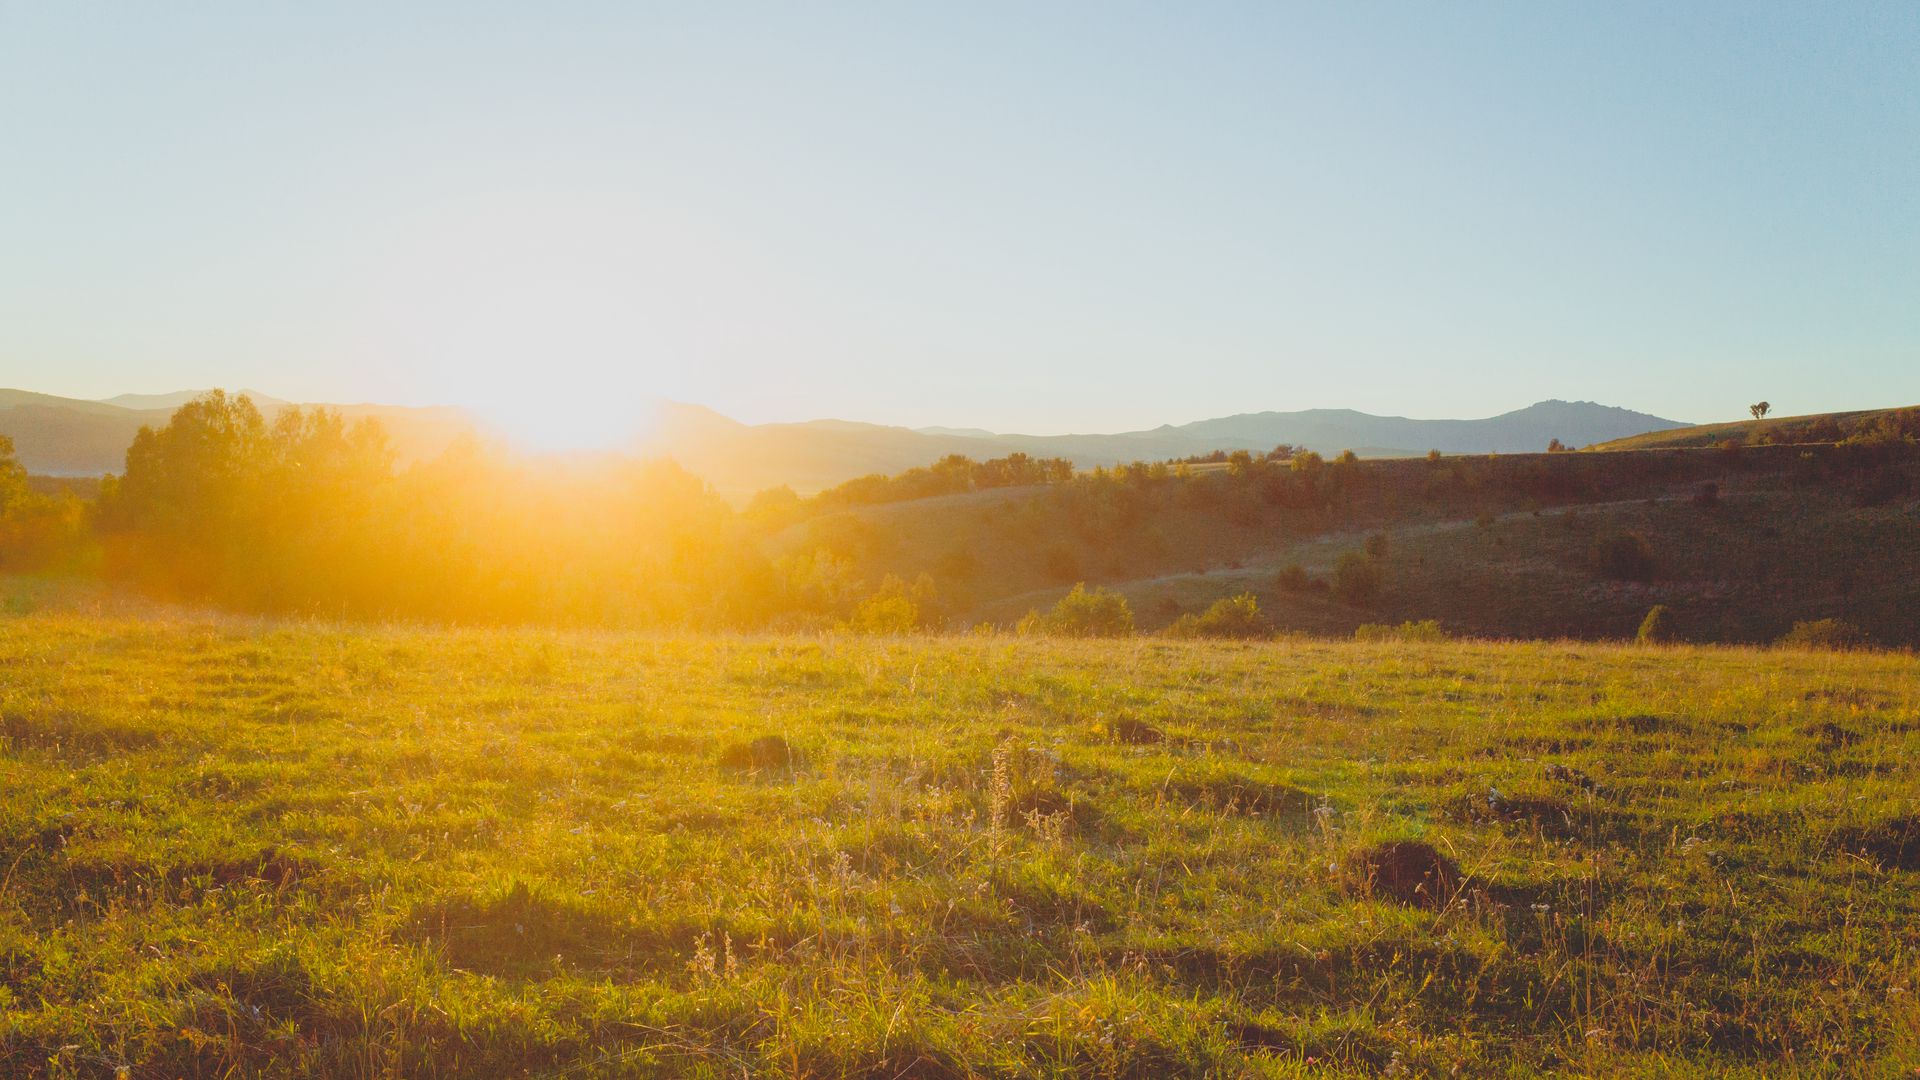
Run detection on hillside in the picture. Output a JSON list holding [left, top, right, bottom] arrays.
[[780, 442, 1920, 645], [0, 390, 165, 475], [1585, 405, 1920, 451], [0, 389, 486, 476]]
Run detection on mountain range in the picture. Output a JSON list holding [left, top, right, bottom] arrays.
[[0, 389, 1686, 496], [637, 398, 1688, 494]]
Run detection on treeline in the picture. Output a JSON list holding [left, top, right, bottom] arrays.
[[93, 393, 775, 624], [781, 443, 1323, 517], [51, 396, 1385, 629], [752, 451, 1076, 520]]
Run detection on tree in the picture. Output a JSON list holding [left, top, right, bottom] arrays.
[[1274, 563, 1311, 593], [1547, 438, 1568, 452], [1332, 550, 1381, 605], [1593, 532, 1656, 582], [1749, 402, 1771, 420]]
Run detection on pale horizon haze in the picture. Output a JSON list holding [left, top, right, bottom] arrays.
[[2, 3, 1916, 445]]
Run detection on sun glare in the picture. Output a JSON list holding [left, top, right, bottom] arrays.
[[475, 390, 651, 454]]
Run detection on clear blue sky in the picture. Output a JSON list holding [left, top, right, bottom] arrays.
[[2, 2, 1915, 442]]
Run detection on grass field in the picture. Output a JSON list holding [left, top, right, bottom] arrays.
[[3, 614, 1918, 1077]]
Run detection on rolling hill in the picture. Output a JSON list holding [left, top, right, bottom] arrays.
[[774, 440, 1920, 645], [1585, 404, 1920, 451]]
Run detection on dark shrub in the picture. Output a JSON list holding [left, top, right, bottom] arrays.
[[1275, 563, 1311, 593], [1593, 532, 1656, 582], [1332, 551, 1380, 605]]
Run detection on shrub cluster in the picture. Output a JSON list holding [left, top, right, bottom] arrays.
[[1354, 619, 1449, 643], [1017, 583, 1135, 637], [1776, 618, 1869, 651], [1163, 594, 1272, 639]]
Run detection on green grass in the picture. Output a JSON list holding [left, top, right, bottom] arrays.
[[3, 613, 1918, 1076]]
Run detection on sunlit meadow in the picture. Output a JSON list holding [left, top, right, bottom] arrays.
[[3, 613, 1916, 1076]]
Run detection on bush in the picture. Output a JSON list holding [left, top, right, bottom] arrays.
[[1593, 532, 1656, 582], [846, 593, 918, 634], [1163, 594, 1271, 640], [842, 574, 939, 634], [1776, 618, 1869, 651], [1017, 583, 1134, 638], [1354, 619, 1448, 643], [1332, 551, 1381, 605], [1636, 605, 1675, 644], [1274, 563, 1312, 593]]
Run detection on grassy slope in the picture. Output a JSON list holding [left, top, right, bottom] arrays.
[[1069, 476, 1920, 644], [3, 614, 1918, 1076], [801, 448, 1920, 644], [1584, 407, 1916, 451]]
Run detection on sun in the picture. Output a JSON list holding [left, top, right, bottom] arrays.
[[472, 388, 654, 454]]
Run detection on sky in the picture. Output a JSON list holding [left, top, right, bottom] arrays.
[[1, 2, 1916, 445]]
